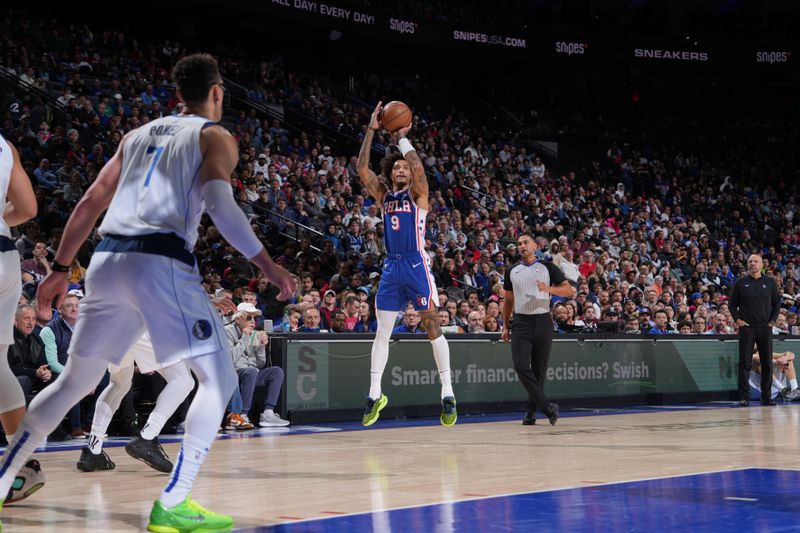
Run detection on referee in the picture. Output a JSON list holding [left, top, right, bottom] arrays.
[[730, 254, 781, 406], [502, 233, 574, 426]]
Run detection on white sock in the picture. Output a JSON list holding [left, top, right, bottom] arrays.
[[5, 433, 14, 444], [89, 401, 115, 454], [88, 433, 105, 455], [368, 310, 396, 400], [0, 424, 46, 499], [791, 379, 798, 390], [140, 412, 167, 441], [431, 336, 454, 399], [262, 409, 274, 416], [160, 434, 209, 508]]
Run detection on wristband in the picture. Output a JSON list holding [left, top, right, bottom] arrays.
[[51, 260, 71, 273], [398, 138, 414, 156]]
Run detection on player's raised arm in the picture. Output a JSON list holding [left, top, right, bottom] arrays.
[[358, 101, 387, 203], [396, 123, 428, 204], [199, 125, 295, 300]]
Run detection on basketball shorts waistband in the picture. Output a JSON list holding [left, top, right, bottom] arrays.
[[386, 251, 425, 261], [96, 233, 196, 267]]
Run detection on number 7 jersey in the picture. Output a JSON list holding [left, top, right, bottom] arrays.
[[382, 188, 427, 256], [99, 114, 216, 251]]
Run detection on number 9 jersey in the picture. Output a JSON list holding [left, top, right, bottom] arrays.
[[382, 188, 426, 256], [99, 114, 216, 252], [376, 188, 438, 312]]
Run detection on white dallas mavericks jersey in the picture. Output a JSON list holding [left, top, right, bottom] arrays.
[[0, 134, 14, 238], [99, 114, 215, 251]]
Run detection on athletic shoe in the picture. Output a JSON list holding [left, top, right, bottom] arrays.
[[237, 414, 255, 430], [4, 459, 45, 504], [126, 436, 173, 473], [147, 495, 233, 532], [258, 410, 290, 427], [784, 389, 800, 402], [440, 396, 457, 427], [547, 403, 559, 426], [223, 413, 254, 431], [77, 448, 116, 472], [70, 428, 86, 439], [362, 394, 388, 427], [522, 410, 536, 426]]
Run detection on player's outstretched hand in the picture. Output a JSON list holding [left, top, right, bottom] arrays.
[[370, 101, 382, 131], [264, 260, 297, 301], [397, 122, 413, 139], [36, 271, 68, 324]]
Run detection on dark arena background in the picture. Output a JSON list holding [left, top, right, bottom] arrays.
[[1, 1, 800, 531]]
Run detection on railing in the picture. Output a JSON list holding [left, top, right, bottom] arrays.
[[246, 198, 324, 253], [0, 67, 68, 128], [221, 75, 284, 122]]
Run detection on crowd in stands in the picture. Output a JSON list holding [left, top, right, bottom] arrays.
[[2, 12, 800, 435]]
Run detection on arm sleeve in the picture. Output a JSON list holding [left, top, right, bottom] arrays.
[[202, 179, 265, 260], [545, 261, 567, 285], [503, 267, 513, 291], [39, 327, 65, 374]]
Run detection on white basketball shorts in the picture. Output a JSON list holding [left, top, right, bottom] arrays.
[[69, 251, 229, 367]]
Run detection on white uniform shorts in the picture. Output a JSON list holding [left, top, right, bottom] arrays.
[[69, 251, 228, 367], [0, 248, 21, 344], [0, 247, 26, 412]]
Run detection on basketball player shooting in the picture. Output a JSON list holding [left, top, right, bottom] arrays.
[[357, 101, 457, 427], [0, 53, 295, 532]]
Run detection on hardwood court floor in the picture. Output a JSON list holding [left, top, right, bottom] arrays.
[[3, 404, 800, 532]]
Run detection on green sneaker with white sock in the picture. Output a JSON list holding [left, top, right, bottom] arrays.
[[440, 396, 457, 426], [147, 495, 233, 532], [362, 394, 388, 427]]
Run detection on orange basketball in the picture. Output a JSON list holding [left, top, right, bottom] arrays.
[[380, 101, 412, 133]]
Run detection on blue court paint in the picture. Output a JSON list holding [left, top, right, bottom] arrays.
[[233, 468, 800, 533]]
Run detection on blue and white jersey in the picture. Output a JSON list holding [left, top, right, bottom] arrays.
[[99, 114, 215, 251], [382, 188, 427, 257]]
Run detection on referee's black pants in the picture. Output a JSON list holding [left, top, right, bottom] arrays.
[[511, 314, 554, 415], [738, 325, 773, 403]]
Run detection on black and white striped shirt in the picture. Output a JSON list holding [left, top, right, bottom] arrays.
[[504, 260, 566, 315]]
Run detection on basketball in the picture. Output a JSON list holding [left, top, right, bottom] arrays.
[[380, 101, 412, 133]]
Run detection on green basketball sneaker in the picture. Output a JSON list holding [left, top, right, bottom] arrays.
[[440, 396, 457, 426], [362, 394, 388, 427], [147, 496, 233, 532]]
